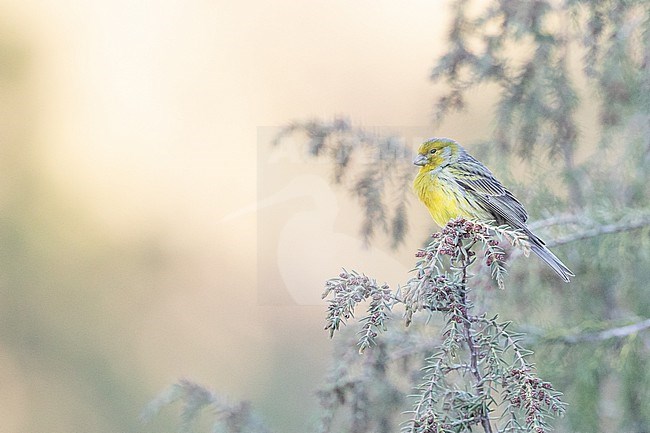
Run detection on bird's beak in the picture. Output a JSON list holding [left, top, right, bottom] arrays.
[[413, 154, 428, 166]]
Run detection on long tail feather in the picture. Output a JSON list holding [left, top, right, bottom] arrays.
[[529, 242, 574, 283]]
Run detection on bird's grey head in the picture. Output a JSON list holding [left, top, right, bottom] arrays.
[[413, 137, 463, 168]]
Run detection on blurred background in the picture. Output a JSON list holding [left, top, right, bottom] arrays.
[[0, 1, 456, 432], [2, 1, 650, 432]]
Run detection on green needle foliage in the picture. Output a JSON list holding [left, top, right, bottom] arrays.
[[321, 219, 564, 433], [141, 379, 271, 433]]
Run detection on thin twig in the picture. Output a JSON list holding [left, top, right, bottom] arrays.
[[545, 215, 650, 247], [459, 249, 494, 433], [542, 318, 650, 344]]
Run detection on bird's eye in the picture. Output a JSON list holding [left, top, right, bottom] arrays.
[[429, 149, 437, 154]]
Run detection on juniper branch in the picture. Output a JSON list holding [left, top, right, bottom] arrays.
[[458, 253, 494, 433], [322, 219, 564, 433]]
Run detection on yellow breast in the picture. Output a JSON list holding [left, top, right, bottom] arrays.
[[414, 168, 488, 227]]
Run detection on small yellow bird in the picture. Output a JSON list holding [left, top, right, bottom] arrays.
[[413, 137, 573, 282]]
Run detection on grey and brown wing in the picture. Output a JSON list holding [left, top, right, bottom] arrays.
[[452, 156, 529, 229], [454, 155, 574, 282]]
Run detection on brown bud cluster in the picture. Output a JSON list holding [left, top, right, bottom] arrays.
[[485, 252, 505, 267], [505, 367, 563, 431], [412, 414, 447, 433]]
